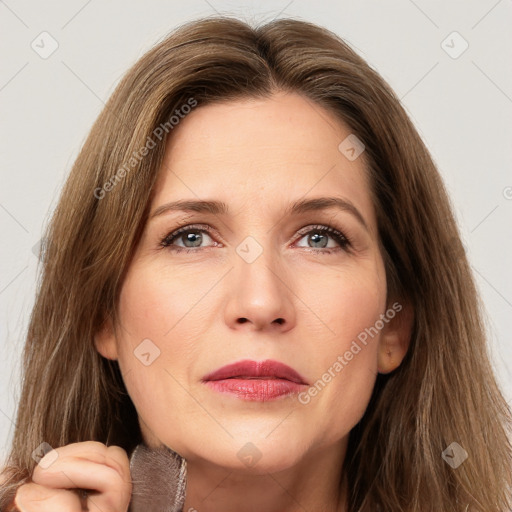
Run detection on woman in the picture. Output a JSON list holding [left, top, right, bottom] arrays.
[[1, 15, 511, 512]]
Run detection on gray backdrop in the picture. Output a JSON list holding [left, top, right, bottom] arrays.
[[1, 0, 511, 461]]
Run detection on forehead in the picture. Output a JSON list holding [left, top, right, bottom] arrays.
[[153, 91, 375, 230]]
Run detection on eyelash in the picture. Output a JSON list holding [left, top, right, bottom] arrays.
[[159, 223, 352, 255]]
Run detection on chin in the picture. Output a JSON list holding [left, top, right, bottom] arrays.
[[182, 434, 309, 474]]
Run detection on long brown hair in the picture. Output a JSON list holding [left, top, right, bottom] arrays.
[[2, 15, 511, 511]]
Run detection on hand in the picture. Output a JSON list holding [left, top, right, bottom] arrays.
[[13, 441, 132, 511]]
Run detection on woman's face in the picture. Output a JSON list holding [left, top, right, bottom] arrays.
[[96, 91, 410, 472]]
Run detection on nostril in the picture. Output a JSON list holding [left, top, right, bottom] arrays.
[[236, 317, 284, 325]]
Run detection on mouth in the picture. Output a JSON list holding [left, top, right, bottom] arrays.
[[202, 359, 308, 401]]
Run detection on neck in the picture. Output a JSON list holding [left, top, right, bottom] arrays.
[[182, 440, 349, 512]]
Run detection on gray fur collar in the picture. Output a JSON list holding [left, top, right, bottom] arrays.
[[128, 443, 187, 512]]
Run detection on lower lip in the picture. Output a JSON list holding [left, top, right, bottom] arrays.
[[204, 378, 306, 401]]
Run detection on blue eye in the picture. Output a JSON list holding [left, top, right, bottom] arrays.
[[160, 223, 352, 254], [160, 224, 216, 252], [295, 225, 351, 253]]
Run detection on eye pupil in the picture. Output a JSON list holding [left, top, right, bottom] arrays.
[[309, 232, 327, 248], [184, 231, 202, 247]]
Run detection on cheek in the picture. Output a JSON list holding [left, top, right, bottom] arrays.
[[115, 263, 209, 367], [113, 266, 193, 410], [113, 261, 220, 426], [296, 262, 385, 436], [302, 260, 386, 349], [117, 266, 176, 341]]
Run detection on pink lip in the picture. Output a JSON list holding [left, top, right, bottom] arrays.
[[202, 359, 308, 401]]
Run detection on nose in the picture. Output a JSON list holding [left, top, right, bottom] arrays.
[[223, 246, 296, 333]]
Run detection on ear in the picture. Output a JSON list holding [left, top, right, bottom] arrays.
[[377, 301, 414, 374], [94, 315, 119, 360]]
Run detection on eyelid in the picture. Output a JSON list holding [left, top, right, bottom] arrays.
[[160, 223, 221, 248], [293, 224, 352, 251]]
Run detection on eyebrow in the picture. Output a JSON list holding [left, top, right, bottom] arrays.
[[150, 196, 369, 232]]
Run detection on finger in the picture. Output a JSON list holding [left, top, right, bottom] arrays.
[[15, 482, 82, 512], [31, 442, 132, 511], [33, 459, 131, 511], [35, 442, 130, 481], [33, 443, 131, 488], [103, 445, 132, 482], [33, 457, 125, 492]]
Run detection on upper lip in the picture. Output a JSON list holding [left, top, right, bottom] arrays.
[[202, 359, 308, 385]]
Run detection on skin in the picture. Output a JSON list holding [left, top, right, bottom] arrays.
[[95, 91, 413, 512], [14, 442, 131, 511]]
